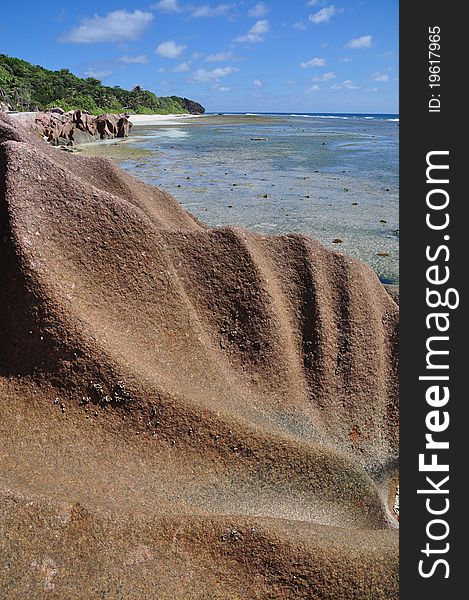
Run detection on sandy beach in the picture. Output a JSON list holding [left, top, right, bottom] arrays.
[[128, 113, 204, 126]]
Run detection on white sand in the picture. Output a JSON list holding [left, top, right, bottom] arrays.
[[7, 112, 202, 127], [128, 114, 203, 126]]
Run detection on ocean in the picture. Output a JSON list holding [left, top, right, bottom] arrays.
[[118, 113, 399, 284]]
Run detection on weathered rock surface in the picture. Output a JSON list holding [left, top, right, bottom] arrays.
[[0, 113, 398, 599], [95, 112, 132, 140], [29, 109, 132, 146], [179, 97, 206, 114]]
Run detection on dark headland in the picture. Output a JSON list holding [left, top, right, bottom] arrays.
[[0, 112, 398, 598]]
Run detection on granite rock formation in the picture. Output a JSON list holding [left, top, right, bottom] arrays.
[[0, 113, 398, 599], [29, 109, 132, 146]]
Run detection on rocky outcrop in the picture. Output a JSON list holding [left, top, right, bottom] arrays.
[[179, 97, 206, 114], [95, 113, 132, 140], [0, 113, 398, 599], [30, 109, 132, 146], [45, 106, 65, 114]]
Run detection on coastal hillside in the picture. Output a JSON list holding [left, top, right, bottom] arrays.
[[0, 53, 204, 115], [1, 113, 398, 598]]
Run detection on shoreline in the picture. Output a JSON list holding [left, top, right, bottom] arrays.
[[79, 112, 399, 285], [128, 113, 204, 126], [6, 110, 203, 146]]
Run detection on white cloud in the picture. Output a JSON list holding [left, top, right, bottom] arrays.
[[312, 71, 336, 81], [234, 19, 269, 42], [155, 40, 187, 58], [253, 79, 263, 87], [152, 0, 183, 12], [191, 3, 235, 18], [331, 80, 359, 90], [306, 0, 320, 5], [192, 52, 204, 59], [173, 61, 192, 72], [213, 84, 232, 92], [371, 72, 390, 82], [158, 67, 166, 73], [346, 35, 373, 49], [85, 69, 112, 79], [309, 5, 339, 24], [307, 84, 321, 92], [61, 10, 153, 43], [293, 21, 307, 31], [155, 0, 237, 18], [300, 57, 326, 68], [340, 57, 352, 63], [205, 51, 235, 61], [191, 66, 239, 82], [249, 2, 268, 18], [118, 55, 149, 64], [363, 87, 379, 93]]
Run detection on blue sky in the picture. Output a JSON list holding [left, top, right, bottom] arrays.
[[1, 1, 398, 113]]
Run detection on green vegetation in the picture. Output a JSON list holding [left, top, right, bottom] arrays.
[[0, 54, 189, 115]]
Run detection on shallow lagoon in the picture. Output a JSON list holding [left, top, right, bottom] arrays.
[[117, 114, 399, 283]]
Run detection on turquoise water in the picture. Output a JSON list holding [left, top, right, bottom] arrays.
[[120, 113, 399, 283]]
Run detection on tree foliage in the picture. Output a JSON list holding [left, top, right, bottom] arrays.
[[0, 54, 189, 115]]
